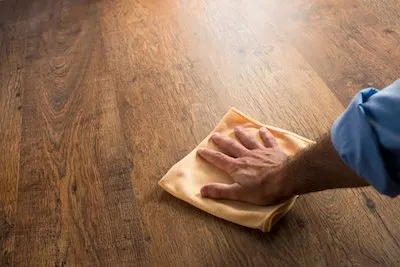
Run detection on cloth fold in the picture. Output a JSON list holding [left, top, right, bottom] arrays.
[[159, 108, 313, 231]]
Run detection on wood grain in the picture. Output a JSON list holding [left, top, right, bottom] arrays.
[[0, 16, 26, 266], [0, 0, 399, 266], [260, 0, 400, 105]]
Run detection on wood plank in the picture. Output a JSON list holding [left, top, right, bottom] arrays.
[[0, 18, 26, 266], [13, 1, 147, 266]]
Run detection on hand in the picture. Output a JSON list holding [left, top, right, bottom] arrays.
[[197, 126, 292, 205]]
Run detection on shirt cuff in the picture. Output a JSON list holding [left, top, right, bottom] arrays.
[[331, 88, 400, 197]]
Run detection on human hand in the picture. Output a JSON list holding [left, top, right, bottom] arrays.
[[197, 127, 292, 205]]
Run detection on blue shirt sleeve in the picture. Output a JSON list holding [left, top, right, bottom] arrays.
[[331, 80, 400, 197]]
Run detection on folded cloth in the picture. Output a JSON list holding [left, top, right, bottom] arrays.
[[159, 108, 313, 232]]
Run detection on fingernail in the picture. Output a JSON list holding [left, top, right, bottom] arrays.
[[212, 132, 220, 138], [200, 186, 209, 197]]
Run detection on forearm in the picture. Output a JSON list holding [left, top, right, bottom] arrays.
[[282, 133, 369, 196]]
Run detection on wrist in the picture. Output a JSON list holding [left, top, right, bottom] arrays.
[[273, 157, 297, 198]]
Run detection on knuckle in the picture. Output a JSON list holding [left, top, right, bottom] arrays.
[[215, 151, 225, 159], [225, 139, 235, 145], [229, 159, 241, 172], [239, 158, 251, 166]]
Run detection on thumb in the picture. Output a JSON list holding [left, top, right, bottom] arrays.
[[200, 183, 242, 201]]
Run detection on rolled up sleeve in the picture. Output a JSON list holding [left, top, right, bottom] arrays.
[[331, 80, 400, 196]]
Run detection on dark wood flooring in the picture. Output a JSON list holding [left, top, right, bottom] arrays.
[[1, 0, 400, 266]]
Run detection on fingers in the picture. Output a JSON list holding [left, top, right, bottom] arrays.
[[197, 148, 237, 173], [259, 127, 278, 148], [200, 182, 242, 201], [234, 127, 262, 150], [211, 133, 247, 157], [201, 183, 280, 205]]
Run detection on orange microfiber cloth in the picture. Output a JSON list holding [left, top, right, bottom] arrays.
[[159, 108, 313, 231]]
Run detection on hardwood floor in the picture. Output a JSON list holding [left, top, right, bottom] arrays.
[[0, 0, 399, 266]]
